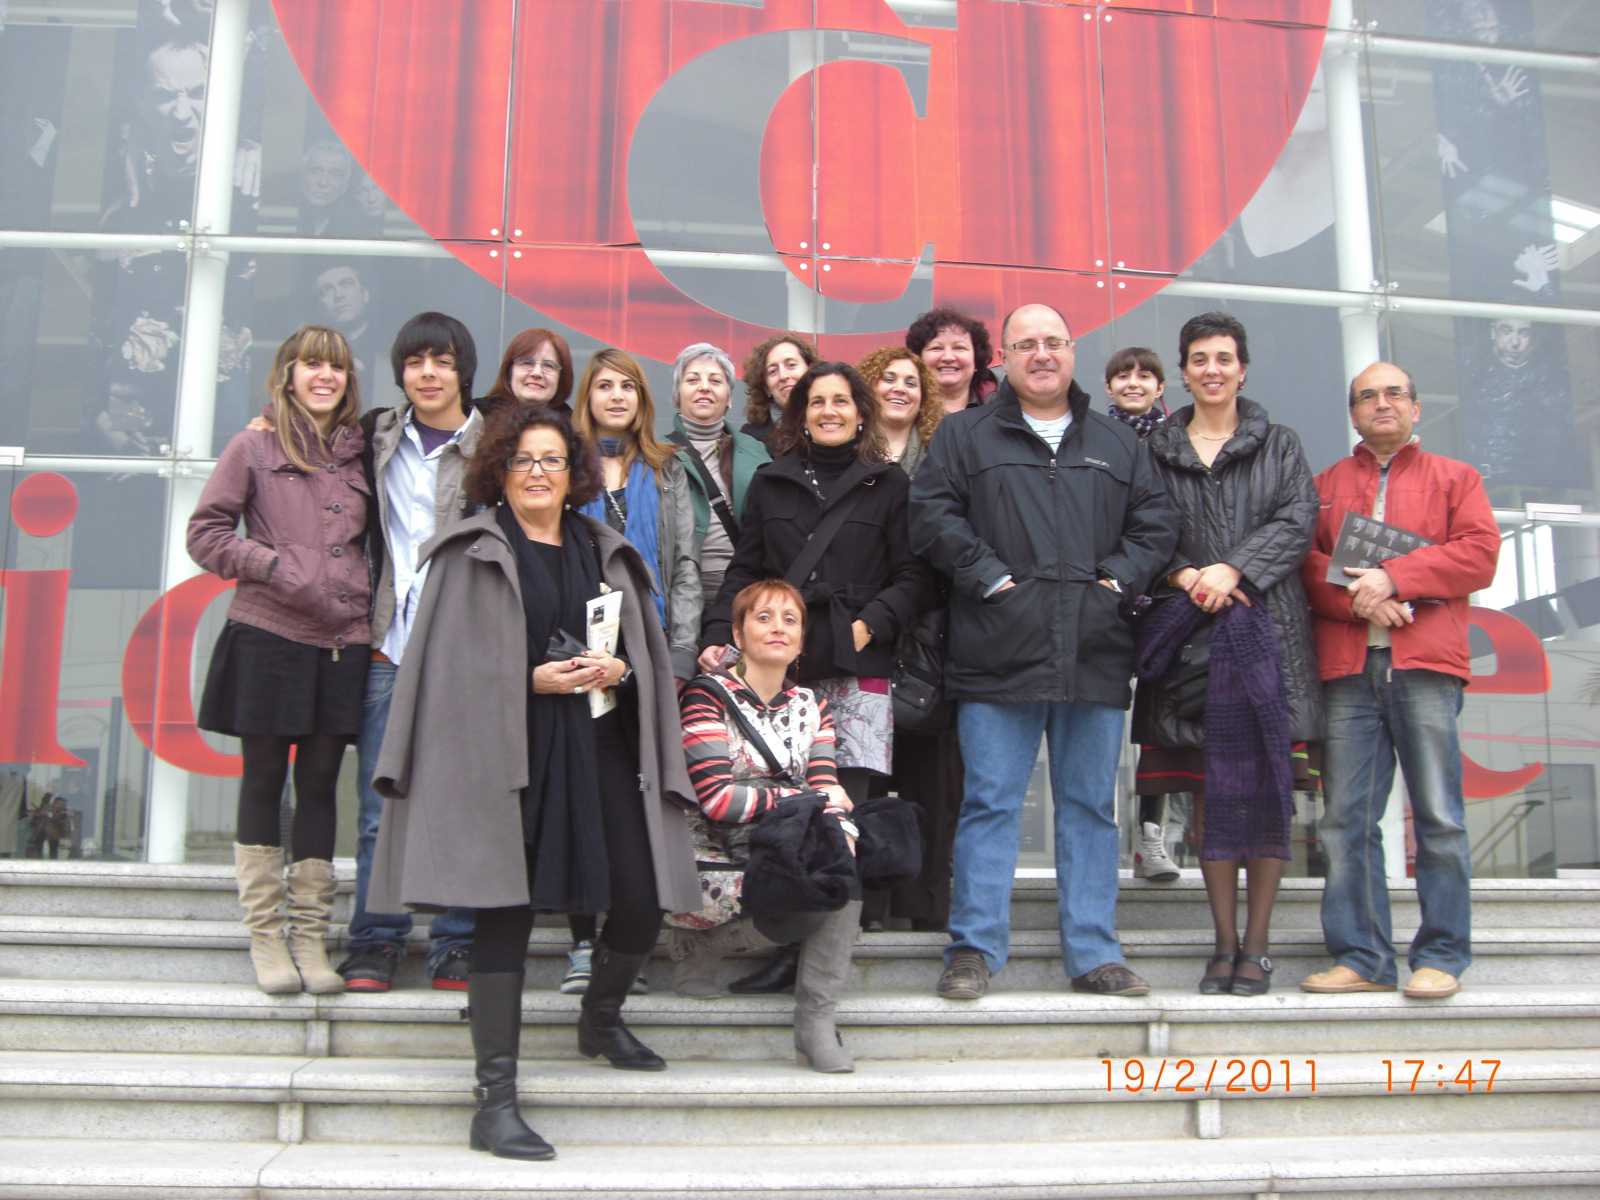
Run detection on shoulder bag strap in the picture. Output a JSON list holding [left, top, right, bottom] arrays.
[[667, 431, 741, 542], [698, 675, 799, 785], [783, 484, 868, 590]]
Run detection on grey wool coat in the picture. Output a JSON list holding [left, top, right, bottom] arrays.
[[366, 508, 701, 915]]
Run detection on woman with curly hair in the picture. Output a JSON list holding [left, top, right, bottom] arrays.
[[905, 306, 997, 414], [739, 332, 817, 445], [857, 345, 941, 476], [366, 405, 699, 1161]]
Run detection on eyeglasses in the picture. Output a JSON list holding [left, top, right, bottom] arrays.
[[1352, 385, 1412, 406], [513, 356, 561, 375], [506, 454, 570, 474], [1006, 337, 1073, 354]]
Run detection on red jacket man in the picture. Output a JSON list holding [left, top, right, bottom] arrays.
[[1300, 362, 1499, 1002]]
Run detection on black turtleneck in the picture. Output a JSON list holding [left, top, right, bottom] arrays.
[[802, 438, 856, 499]]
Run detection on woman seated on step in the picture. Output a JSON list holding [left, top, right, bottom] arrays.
[[674, 578, 864, 1073]]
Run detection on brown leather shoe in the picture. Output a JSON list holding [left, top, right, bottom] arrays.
[[1403, 967, 1460, 999], [1299, 964, 1396, 994]]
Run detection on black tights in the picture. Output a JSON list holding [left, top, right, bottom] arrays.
[[1139, 794, 1166, 826], [236, 734, 347, 862]]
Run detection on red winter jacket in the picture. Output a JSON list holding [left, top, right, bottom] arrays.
[[1303, 441, 1499, 684]]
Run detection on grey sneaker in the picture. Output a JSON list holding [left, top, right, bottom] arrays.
[[1071, 962, 1151, 997], [937, 948, 990, 1000], [1134, 821, 1180, 882], [559, 939, 593, 994]]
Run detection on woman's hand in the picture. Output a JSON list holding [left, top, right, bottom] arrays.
[[531, 656, 609, 695], [851, 619, 872, 652], [1186, 562, 1250, 615], [820, 783, 854, 813], [1168, 566, 1200, 592], [698, 644, 733, 673]]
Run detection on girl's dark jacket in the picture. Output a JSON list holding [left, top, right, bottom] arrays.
[[701, 453, 932, 683], [1132, 396, 1324, 750]]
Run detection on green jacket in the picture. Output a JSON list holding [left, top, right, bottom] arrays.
[[671, 416, 771, 544]]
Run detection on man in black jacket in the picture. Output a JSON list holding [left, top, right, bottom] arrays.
[[910, 303, 1177, 999]]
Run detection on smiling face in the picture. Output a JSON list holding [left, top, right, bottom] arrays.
[[401, 348, 463, 423], [764, 341, 808, 408], [587, 366, 640, 435], [1107, 365, 1164, 415], [290, 355, 349, 429], [875, 357, 923, 432], [677, 354, 732, 424], [805, 373, 859, 447], [920, 324, 976, 400], [502, 426, 571, 524], [1002, 305, 1075, 412], [1182, 334, 1245, 412], [732, 588, 805, 672], [511, 340, 561, 404]]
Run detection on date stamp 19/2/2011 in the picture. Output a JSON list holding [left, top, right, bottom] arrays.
[[1100, 1058, 1503, 1095]]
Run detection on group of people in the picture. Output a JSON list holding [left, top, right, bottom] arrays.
[[187, 299, 1500, 1161]]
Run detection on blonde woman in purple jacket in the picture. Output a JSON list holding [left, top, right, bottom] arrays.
[[188, 325, 370, 995]]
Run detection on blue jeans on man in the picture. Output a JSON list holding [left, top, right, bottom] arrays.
[[948, 700, 1127, 978], [1319, 649, 1471, 986], [348, 659, 474, 974]]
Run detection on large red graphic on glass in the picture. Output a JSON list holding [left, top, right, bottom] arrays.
[[272, 0, 1330, 361]]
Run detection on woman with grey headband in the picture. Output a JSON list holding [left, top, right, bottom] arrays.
[[669, 342, 771, 608]]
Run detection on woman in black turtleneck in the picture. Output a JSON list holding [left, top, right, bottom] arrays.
[[699, 362, 930, 809]]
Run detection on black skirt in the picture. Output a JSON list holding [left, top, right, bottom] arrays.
[[197, 621, 368, 738]]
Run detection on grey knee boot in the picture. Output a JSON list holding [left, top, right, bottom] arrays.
[[668, 919, 779, 998], [794, 900, 862, 1073]]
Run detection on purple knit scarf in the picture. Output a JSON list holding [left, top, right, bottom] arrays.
[[1136, 595, 1294, 860]]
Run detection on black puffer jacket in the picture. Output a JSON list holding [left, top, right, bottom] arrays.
[[910, 380, 1177, 707], [1132, 397, 1323, 749], [702, 453, 931, 684]]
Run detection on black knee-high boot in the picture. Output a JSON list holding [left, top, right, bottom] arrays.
[[576, 943, 666, 1071], [467, 971, 555, 1160]]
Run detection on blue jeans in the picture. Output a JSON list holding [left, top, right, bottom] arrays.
[[1319, 650, 1471, 986], [348, 659, 474, 970], [948, 700, 1126, 978]]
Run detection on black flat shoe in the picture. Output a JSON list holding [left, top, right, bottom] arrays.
[[1229, 953, 1274, 996], [1197, 949, 1239, 995]]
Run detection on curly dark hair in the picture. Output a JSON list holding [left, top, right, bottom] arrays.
[[463, 404, 602, 511], [904, 306, 994, 402], [740, 332, 818, 431], [769, 362, 888, 463]]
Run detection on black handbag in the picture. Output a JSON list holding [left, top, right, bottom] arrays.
[[852, 794, 923, 885], [1168, 621, 1211, 722], [891, 607, 950, 734]]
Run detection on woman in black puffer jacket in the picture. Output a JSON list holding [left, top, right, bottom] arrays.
[[1132, 312, 1322, 997]]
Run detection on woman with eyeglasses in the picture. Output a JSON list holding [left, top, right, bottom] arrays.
[[480, 327, 575, 418], [366, 405, 700, 1161], [1133, 311, 1322, 998]]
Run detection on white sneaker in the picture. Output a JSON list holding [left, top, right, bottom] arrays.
[[1134, 822, 1180, 882]]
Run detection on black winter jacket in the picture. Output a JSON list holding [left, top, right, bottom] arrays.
[[909, 380, 1177, 706], [1132, 397, 1324, 749], [702, 453, 932, 684]]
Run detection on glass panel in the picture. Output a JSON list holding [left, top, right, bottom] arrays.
[[1354, 0, 1600, 55]]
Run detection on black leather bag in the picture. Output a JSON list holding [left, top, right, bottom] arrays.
[[852, 794, 923, 885], [891, 607, 950, 734], [1168, 622, 1212, 722]]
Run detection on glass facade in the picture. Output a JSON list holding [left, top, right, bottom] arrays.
[[0, 0, 1595, 875]]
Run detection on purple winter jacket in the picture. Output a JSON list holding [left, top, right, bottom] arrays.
[[187, 422, 372, 651]]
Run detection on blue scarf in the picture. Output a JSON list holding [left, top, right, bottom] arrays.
[[580, 453, 666, 626]]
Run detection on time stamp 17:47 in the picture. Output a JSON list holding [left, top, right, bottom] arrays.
[[1101, 1057, 1503, 1094]]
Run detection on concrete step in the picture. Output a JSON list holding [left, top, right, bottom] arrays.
[[1, 1130, 1598, 1198], [6, 861, 1596, 930], [4, 915, 1595, 990], [1, 1047, 1596, 1147], [2, 979, 1595, 1062]]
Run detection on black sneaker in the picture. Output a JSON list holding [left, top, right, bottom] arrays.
[[430, 945, 470, 992], [936, 948, 990, 1000], [1070, 962, 1151, 997], [337, 943, 401, 992]]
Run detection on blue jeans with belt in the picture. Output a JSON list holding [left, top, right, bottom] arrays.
[[1319, 649, 1471, 986], [347, 659, 474, 970]]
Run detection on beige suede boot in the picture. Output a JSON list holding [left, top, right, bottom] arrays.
[[233, 843, 301, 995], [285, 858, 346, 994]]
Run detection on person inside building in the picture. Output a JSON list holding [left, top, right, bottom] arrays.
[[739, 332, 816, 446], [906, 306, 997, 416], [674, 578, 863, 1070], [366, 404, 699, 1161], [1133, 312, 1322, 996], [668, 341, 770, 609], [479, 326, 575, 419], [1103, 346, 1182, 885], [1300, 361, 1500, 1000], [187, 325, 368, 997], [560, 347, 700, 993]]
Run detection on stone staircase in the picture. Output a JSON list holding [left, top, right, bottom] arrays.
[[1, 860, 1597, 1198]]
